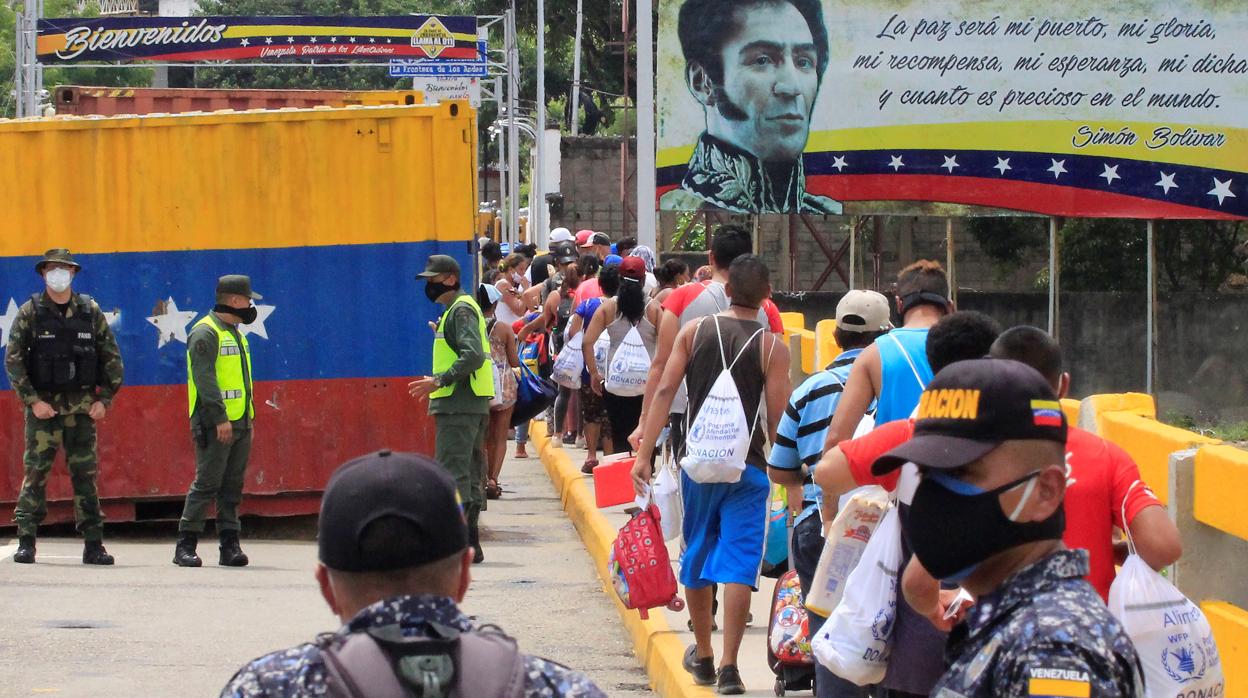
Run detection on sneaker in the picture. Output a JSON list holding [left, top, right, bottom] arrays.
[[682, 645, 716, 686], [716, 665, 745, 695]]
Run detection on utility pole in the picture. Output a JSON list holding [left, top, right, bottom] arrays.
[[16, 0, 45, 118], [534, 0, 548, 248], [635, 0, 657, 249], [570, 0, 584, 136], [506, 6, 521, 245]]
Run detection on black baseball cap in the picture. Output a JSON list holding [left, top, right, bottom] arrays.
[[872, 359, 1067, 475], [216, 275, 262, 300], [417, 255, 461, 279], [318, 450, 468, 572]]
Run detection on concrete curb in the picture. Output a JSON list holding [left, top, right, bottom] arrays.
[[532, 422, 713, 698]]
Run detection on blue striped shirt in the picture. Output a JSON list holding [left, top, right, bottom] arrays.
[[768, 348, 864, 526]]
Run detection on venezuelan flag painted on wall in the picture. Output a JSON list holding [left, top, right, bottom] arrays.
[[0, 104, 479, 522]]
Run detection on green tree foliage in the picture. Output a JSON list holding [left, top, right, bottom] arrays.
[[969, 216, 1247, 293], [2, 1, 152, 118]]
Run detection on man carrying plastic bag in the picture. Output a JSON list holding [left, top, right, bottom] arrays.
[[870, 359, 1144, 697]]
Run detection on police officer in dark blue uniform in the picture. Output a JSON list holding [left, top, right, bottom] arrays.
[[872, 359, 1145, 698]]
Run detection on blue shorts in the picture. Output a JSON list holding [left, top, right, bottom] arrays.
[[679, 465, 770, 590]]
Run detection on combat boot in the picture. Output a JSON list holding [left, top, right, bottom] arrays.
[[173, 532, 202, 567], [82, 540, 115, 566], [13, 535, 35, 564], [218, 530, 249, 567]]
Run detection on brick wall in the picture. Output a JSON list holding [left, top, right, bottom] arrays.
[[554, 136, 636, 240]]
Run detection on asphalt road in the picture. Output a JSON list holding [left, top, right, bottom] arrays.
[[0, 449, 651, 697]]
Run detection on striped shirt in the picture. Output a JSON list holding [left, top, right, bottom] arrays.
[[768, 348, 863, 526]]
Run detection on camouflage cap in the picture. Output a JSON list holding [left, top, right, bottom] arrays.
[[417, 255, 461, 279], [216, 275, 263, 300], [35, 248, 81, 274]]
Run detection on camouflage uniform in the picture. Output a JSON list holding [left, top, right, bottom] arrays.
[[220, 594, 607, 698], [4, 292, 124, 541], [933, 549, 1145, 698]]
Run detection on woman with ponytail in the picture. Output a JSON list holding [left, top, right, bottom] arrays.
[[584, 257, 662, 455]]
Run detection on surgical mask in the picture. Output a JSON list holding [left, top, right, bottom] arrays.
[[903, 470, 1064, 583], [45, 268, 73, 293], [215, 304, 258, 324], [424, 281, 456, 303]]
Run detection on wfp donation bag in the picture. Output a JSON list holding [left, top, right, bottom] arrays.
[[551, 331, 584, 389], [604, 325, 651, 396], [1108, 482, 1224, 697], [812, 504, 901, 686], [805, 486, 890, 617], [593, 333, 611, 379], [680, 318, 766, 484]]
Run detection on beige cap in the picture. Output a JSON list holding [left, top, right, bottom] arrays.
[[836, 290, 893, 333]]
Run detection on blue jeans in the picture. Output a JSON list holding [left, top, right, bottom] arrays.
[[515, 421, 529, 445]]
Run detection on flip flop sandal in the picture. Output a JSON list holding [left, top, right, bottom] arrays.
[[486, 479, 503, 499], [580, 459, 598, 474]]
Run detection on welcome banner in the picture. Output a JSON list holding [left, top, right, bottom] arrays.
[[656, 0, 1247, 219], [36, 15, 479, 64]]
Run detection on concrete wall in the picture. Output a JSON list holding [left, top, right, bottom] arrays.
[[555, 136, 637, 240]]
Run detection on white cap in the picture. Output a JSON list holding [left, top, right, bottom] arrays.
[[836, 290, 893, 333], [549, 227, 574, 243]]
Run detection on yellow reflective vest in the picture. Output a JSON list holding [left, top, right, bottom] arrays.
[[432, 294, 494, 400], [187, 315, 254, 421]]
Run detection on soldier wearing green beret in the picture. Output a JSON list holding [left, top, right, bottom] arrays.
[[4, 249, 124, 565], [173, 275, 262, 568]]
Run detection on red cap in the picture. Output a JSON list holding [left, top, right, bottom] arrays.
[[619, 256, 647, 281], [575, 229, 595, 247]]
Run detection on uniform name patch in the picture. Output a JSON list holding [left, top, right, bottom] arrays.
[[917, 389, 981, 420], [1028, 667, 1090, 697]]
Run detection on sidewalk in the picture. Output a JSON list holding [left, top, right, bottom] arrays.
[[534, 425, 789, 698]]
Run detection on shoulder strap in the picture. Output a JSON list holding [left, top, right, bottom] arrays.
[[885, 333, 928, 390], [321, 633, 412, 698], [456, 632, 526, 697]]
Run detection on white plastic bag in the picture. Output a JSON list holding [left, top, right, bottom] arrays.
[[680, 317, 765, 484], [1108, 483, 1224, 697], [805, 486, 889, 617], [605, 325, 652, 396], [812, 504, 901, 686], [653, 451, 683, 541], [551, 331, 584, 389]]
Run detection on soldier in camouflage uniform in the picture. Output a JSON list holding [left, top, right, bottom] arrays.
[[4, 249, 124, 565], [873, 360, 1145, 697]]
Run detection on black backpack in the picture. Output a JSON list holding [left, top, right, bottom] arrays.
[[321, 622, 525, 698]]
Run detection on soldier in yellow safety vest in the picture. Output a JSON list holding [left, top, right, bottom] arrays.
[[174, 275, 262, 569], [409, 255, 494, 564]]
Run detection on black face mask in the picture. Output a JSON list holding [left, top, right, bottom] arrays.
[[215, 304, 257, 324], [904, 470, 1064, 582], [424, 281, 457, 303]]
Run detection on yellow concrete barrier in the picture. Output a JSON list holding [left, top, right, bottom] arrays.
[[1097, 412, 1218, 505], [779, 312, 805, 331], [1204, 601, 1248, 696], [1060, 398, 1080, 426], [815, 319, 840, 368], [532, 422, 713, 698], [1195, 446, 1248, 542], [793, 329, 817, 376]]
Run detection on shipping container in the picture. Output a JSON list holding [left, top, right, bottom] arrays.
[[53, 85, 424, 117], [0, 102, 478, 524]]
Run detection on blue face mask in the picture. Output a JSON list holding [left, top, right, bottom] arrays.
[[903, 470, 1064, 583]]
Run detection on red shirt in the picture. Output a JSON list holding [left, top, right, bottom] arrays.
[[572, 277, 602, 307], [842, 422, 1161, 600], [662, 280, 785, 332]]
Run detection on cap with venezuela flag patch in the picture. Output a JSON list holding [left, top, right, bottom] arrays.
[[872, 358, 1068, 475]]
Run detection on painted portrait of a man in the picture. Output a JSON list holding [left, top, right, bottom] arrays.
[[660, 0, 841, 214]]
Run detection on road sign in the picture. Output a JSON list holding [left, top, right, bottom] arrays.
[[389, 60, 487, 77], [412, 77, 482, 108]]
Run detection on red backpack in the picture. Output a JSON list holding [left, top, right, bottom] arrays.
[[608, 504, 684, 619]]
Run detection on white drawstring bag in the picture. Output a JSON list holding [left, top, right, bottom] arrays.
[[605, 324, 652, 397], [652, 444, 683, 541], [812, 503, 901, 686], [552, 331, 584, 389], [680, 317, 766, 484], [1108, 482, 1224, 697]]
